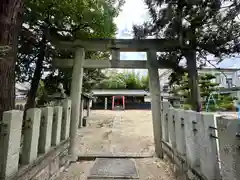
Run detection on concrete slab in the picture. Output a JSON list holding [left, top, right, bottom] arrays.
[[78, 153, 153, 161], [88, 158, 139, 179]]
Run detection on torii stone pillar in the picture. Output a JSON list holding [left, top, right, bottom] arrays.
[[69, 48, 85, 159], [147, 50, 163, 159]]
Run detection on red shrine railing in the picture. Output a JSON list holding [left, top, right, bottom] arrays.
[[112, 96, 125, 109]]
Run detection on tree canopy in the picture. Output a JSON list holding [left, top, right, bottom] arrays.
[[16, 0, 125, 108], [95, 71, 149, 90], [133, 0, 240, 111]]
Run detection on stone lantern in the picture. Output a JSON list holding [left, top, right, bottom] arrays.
[[169, 96, 181, 108], [48, 83, 67, 105]]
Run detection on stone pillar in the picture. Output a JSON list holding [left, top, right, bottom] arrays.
[[87, 99, 90, 117], [78, 99, 84, 128], [185, 110, 200, 168], [89, 99, 92, 108], [198, 113, 220, 180], [217, 116, 240, 180], [51, 106, 63, 146], [39, 107, 53, 153], [162, 101, 170, 142], [69, 48, 85, 159], [168, 107, 176, 148], [0, 110, 23, 179], [61, 99, 72, 140], [174, 109, 186, 156], [147, 50, 163, 158], [104, 97, 108, 110], [112, 49, 120, 61], [22, 108, 41, 164]]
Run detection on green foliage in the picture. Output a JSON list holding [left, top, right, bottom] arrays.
[[133, 0, 240, 85], [170, 73, 236, 111], [36, 80, 49, 105], [95, 71, 149, 90], [182, 104, 192, 110], [16, 0, 125, 105], [124, 71, 143, 89], [140, 75, 149, 90]]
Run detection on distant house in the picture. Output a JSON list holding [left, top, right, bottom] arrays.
[[159, 68, 240, 100], [91, 89, 151, 110], [15, 83, 29, 109]]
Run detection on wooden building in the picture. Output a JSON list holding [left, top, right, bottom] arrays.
[[91, 89, 151, 110]]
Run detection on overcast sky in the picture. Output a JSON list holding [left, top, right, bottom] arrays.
[[114, 0, 240, 75]]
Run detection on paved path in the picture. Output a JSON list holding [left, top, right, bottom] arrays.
[[57, 110, 176, 180]]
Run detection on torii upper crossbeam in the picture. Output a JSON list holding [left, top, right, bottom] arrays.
[[55, 38, 180, 51], [53, 38, 181, 69]]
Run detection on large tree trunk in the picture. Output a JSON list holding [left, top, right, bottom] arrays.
[[0, 0, 24, 120], [25, 33, 46, 109], [186, 50, 201, 112]]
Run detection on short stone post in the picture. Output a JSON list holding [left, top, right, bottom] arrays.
[[78, 99, 84, 128], [198, 113, 220, 180], [184, 111, 200, 168], [174, 109, 186, 156], [168, 107, 176, 148], [86, 100, 90, 117], [22, 108, 41, 164], [162, 101, 170, 142], [38, 107, 53, 154], [61, 99, 71, 140], [51, 106, 63, 146], [217, 116, 240, 180], [0, 110, 23, 179]]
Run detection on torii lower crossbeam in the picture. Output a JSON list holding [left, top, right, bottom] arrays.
[[53, 59, 162, 69]]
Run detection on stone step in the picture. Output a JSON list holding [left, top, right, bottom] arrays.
[[77, 153, 153, 161]]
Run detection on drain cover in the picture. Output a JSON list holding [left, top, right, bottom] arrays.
[[88, 158, 139, 179]]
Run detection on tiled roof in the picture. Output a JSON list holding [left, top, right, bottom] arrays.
[[16, 82, 30, 91], [15, 83, 29, 100], [16, 95, 27, 100], [91, 89, 149, 96]]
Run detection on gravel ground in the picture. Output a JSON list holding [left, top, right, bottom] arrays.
[[57, 110, 176, 180]]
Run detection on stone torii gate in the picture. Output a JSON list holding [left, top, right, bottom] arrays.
[[53, 38, 180, 160]]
